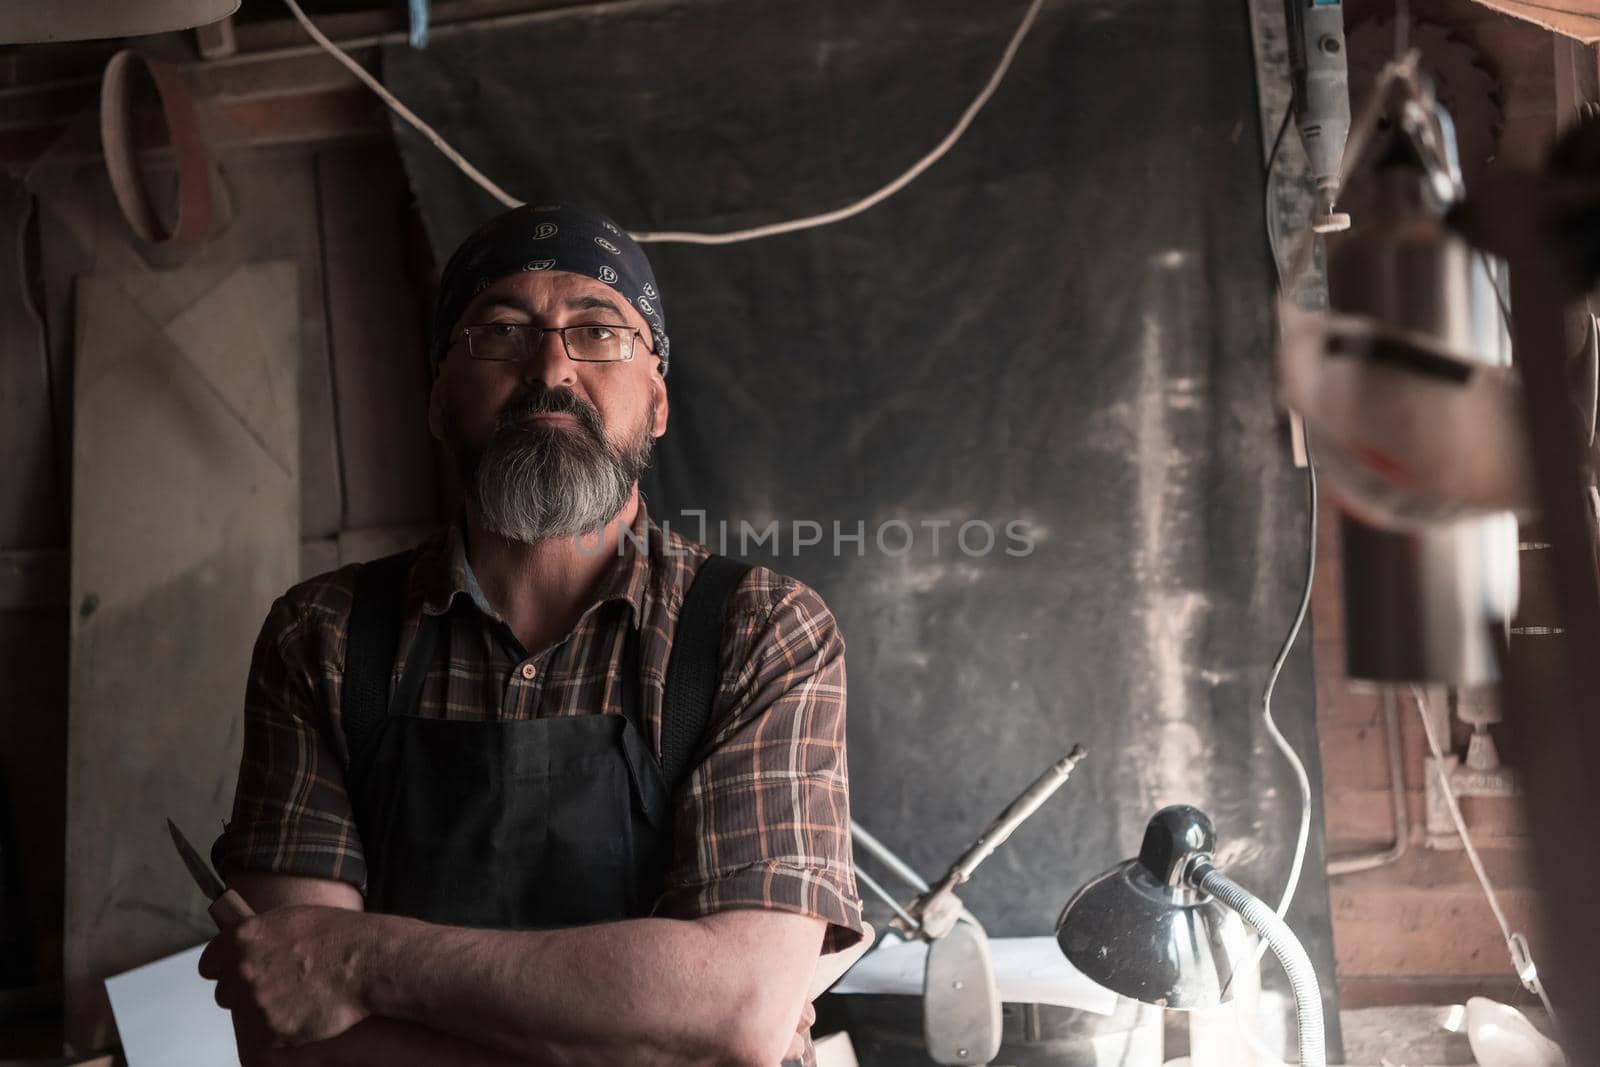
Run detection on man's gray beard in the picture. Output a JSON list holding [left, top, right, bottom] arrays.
[[466, 392, 653, 544]]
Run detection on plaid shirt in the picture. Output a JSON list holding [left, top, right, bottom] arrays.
[[213, 500, 863, 961]]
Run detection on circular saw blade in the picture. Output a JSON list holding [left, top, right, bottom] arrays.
[[1345, 19, 1503, 205]]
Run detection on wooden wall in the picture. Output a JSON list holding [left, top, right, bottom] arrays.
[[0, 127, 441, 1054]]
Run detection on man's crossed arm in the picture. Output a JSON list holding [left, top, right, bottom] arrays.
[[198, 872, 830, 1067]]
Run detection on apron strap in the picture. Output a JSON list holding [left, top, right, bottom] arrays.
[[618, 620, 645, 739], [660, 555, 753, 790], [344, 548, 751, 793], [343, 550, 414, 769]]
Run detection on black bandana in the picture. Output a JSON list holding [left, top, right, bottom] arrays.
[[431, 203, 669, 374]]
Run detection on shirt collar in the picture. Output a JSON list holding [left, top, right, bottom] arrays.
[[417, 502, 658, 626]]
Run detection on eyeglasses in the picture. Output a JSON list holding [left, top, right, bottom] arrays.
[[459, 323, 654, 364]]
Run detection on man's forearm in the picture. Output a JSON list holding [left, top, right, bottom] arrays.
[[357, 911, 818, 1067]]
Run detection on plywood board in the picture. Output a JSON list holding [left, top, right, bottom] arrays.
[[64, 261, 298, 1049], [30, 149, 340, 541]]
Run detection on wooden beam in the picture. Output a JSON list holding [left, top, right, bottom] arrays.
[[0, 86, 389, 168], [0, 0, 683, 167]]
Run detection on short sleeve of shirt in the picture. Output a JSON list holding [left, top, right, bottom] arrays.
[[653, 575, 864, 953], [210, 587, 369, 890]]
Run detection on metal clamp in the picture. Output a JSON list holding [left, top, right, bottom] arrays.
[[898, 744, 1088, 941]]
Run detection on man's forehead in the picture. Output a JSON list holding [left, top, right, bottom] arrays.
[[477, 269, 616, 305], [462, 271, 646, 327]]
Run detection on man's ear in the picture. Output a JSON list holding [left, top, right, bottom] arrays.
[[650, 372, 669, 438]]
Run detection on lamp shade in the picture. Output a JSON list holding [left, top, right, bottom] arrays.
[[0, 0, 238, 44], [1055, 806, 1250, 1009]]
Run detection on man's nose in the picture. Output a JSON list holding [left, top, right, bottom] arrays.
[[520, 328, 578, 389]]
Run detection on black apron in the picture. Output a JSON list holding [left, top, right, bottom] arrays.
[[340, 551, 750, 930]]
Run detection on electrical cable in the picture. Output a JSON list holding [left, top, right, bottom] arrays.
[[1261, 100, 1319, 927], [1234, 99, 1323, 1067], [1264, 104, 1294, 273], [628, 0, 1044, 245], [1246, 95, 1326, 1067], [278, 0, 1047, 246], [1409, 685, 1560, 1029], [280, 0, 521, 208], [1260, 444, 1318, 928]]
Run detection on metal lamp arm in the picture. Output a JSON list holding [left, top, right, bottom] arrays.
[[1188, 860, 1327, 1067]]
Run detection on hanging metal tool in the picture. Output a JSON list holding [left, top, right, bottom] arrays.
[[848, 745, 1087, 1067], [1286, 0, 1353, 232], [896, 745, 1088, 942]]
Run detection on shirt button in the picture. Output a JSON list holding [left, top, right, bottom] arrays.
[[520, 663, 536, 681]]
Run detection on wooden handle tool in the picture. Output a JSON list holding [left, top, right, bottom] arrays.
[[167, 818, 256, 929], [208, 887, 256, 928]]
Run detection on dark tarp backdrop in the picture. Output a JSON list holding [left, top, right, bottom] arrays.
[[384, 0, 1341, 1058]]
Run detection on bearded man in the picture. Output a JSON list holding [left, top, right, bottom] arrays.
[[200, 204, 866, 1067]]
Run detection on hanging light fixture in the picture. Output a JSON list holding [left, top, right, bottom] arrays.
[[0, 0, 238, 44]]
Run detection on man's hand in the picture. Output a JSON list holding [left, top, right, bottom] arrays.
[[198, 904, 374, 1047]]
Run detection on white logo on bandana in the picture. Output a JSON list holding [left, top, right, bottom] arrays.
[[642, 283, 658, 299], [602, 220, 621, 236], [636, 295, 656, 316], [523, 259, 556, 272], [533, 223, 558, 240], [594, 237, 621, 254], [597, 266, 618, 284]]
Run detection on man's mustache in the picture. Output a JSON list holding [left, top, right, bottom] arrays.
[[495, 387, 606, 443]]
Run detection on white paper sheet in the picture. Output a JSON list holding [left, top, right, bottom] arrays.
[[105, 943, 240, 1067], [830, 934, 1120, 1016]]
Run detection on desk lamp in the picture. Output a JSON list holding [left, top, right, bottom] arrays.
[[1055, 805, 1326, 1067]]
